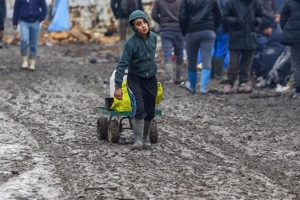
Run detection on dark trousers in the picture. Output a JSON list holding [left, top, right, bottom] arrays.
[[290, 43, 300, 93], [127, 75, 157, 121], [226, 50, 254, 86]]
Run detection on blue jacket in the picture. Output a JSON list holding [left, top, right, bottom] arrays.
[[216, 0, 227, 34], [13, 0, 47, 26]]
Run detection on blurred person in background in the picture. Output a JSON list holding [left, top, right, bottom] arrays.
[[211, 0, 229, 79], [179, 0, 222, 94], [13, 0, 47, 71], [111, 0, 144, 57], [222, 0, 264, 94], [0, 0, 6, 48], [252, 18, 285, 79], [151, 0, 184, 84], [259, 0, 280, 26], [280, 0, 300, 98]]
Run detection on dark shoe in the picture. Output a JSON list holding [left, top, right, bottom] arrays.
[[237, 83, 252, 94], [223, 84, 233, 94]]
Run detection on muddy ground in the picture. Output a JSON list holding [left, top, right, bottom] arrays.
[[0, 40, 300, 200]]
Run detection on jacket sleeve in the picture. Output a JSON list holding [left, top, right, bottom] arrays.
[[115, 43, 133, 88], [280, 3, 289, 30], [12, 0, 19, 27], [213, 0, 222, 30], [110, 0, 119, 19], [178, 0, 188, 36], [255, 3, 264, 27], [151, 1, 160, 24], [39, 0, 48, 22], [223, 1, 237, 27]]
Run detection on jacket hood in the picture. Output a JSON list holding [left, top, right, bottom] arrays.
[[129, 10, 150, 26]]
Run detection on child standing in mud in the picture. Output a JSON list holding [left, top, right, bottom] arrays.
[[12, 0, 47, 70], [114, 10, 158, 150]]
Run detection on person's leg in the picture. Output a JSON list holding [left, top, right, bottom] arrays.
[[290, 44, 300, 95], [29, 21, 39, 57], [127, 75, 145, 150], [20, 21, 30, 68], [237, 50, 254, 93], [239, 50, 254, 84], [160, 31, 174, 83], [173, 31, 184, 83], [142, 76, 157, 149], [28, 22, 40, 70], [223, 50, 240, 94], [20, 21, 30, 56], [199, 30, 216, 93], [185, 32, 201, 93]]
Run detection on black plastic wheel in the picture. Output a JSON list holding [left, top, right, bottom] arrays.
[[108, 119, 120, 143], [97, 117, 108, 140], [149, 120, 158, 144]]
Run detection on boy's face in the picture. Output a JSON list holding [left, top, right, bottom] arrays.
[[133, 18, 149, 37], [263, 27, 273, 36]]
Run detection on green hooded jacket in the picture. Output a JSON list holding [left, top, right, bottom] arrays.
[[114, 10, 157, 89]]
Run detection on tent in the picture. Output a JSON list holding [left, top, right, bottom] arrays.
[[48, 0, 70, 32]]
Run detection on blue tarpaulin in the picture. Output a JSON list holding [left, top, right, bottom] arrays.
[[48, 0, 70, 32]]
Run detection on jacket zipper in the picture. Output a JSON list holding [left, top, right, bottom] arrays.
[[146, 39, 150, 77]]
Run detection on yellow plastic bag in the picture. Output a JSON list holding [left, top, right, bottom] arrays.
[[110, 81, 163, 112]]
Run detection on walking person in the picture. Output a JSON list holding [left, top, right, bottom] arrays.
[[280, 0, 300, 98], [110, 0, 144, 57], [151, 0, 184, 84], [0, 0, 6, 48], [222, 0, 264, 94], [179, 0, 222, 94], [211, 0, 229, 79], [13, 0, 47, 70], [114, 10, 158, 150]]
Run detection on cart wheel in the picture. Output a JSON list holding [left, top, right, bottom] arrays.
[[108, 119, 120, 143], [149, 120, 158, 144], [97, 117, 108, 140]]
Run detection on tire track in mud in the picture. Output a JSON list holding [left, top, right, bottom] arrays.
[[0, 111, 62, 200]]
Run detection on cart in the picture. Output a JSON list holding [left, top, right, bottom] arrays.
[[95, 106, 162, 143]]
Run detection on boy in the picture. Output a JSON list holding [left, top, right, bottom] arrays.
[[114, 10, 158, 150], [13, 0, 47, 70], [222, 0, 264, 94]]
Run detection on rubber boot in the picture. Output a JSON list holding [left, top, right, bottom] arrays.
[[29, 58, 36, 71], [131, 118, 144, 150], [142, 120, 152, 149], [211, 57, 217, 79], [164, 62, 174, 84], [200, 69, 211, 94], [21, 56, 29, 69], [0, 35, 3, 49], [174, 64, 183, 84], [215, 58, 224, 79], [185, 71, 197, 94]]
